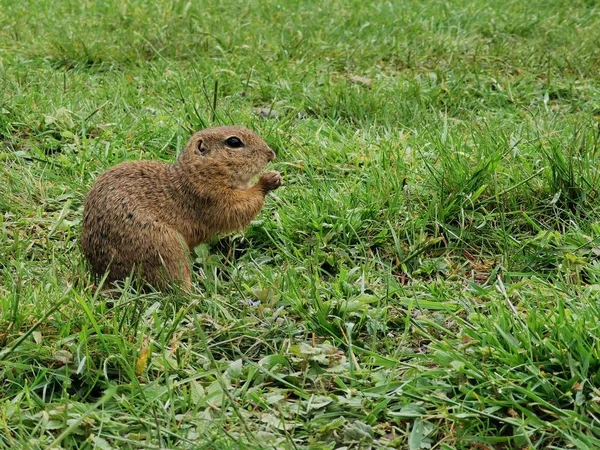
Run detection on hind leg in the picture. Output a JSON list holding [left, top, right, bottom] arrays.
[[142, 227, 192, 291], [84, 220, 192, 291], [108, 225, 192, 291]]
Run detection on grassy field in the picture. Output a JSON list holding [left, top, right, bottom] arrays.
[[1, 0, 600, 448]]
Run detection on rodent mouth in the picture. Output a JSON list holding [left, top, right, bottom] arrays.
[[239, 173, 256, 189], [242, 168, 267, 189], [240, 161, 271, 189]]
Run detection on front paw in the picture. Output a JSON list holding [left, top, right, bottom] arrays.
[[259, 171, 282, 192]]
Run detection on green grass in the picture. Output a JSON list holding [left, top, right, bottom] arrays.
[[1, 0, 600, 448]]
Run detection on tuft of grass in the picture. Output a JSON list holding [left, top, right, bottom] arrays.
[[2, 0, 600, 448]]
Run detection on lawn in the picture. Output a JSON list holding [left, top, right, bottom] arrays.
[[1, 0, 600, 448]]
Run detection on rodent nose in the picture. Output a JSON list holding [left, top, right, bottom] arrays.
[[267, 150, 276, 162]]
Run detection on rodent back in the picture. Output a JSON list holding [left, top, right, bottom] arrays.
[[87, 161, 180, 223]]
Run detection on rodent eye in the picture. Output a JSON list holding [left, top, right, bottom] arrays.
[[225, 136, 244, 148]]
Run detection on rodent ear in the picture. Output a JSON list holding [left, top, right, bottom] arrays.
[[197, 139, 209, 155]]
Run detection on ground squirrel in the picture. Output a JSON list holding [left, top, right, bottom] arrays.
[[81, 125, 282, 291]]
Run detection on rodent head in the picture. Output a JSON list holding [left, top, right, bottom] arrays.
[[177, 126, 276, 190]]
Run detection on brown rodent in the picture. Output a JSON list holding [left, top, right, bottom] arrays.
[[81, 125, 282, 291]]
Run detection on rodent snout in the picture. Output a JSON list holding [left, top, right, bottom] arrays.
[[267, 149, 276, 162]]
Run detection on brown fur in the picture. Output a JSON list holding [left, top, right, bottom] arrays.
[[81, 126, 281, 291]]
